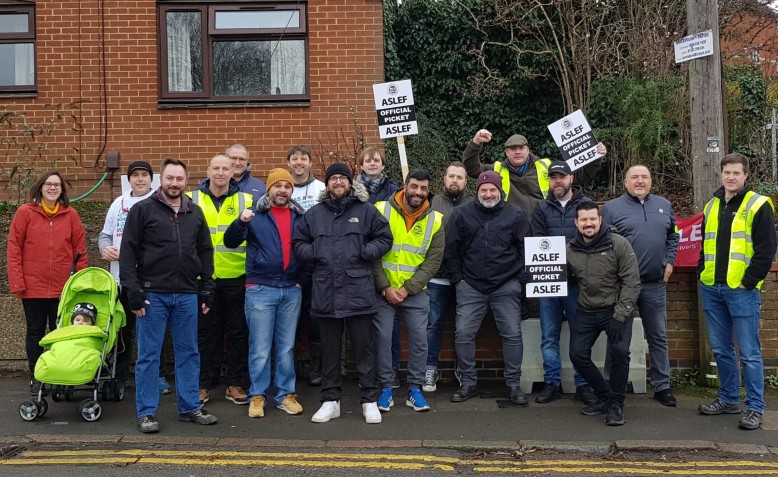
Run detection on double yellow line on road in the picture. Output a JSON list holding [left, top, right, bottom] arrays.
[[4, 449, 778, 475]]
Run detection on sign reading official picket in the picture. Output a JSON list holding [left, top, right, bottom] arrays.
[[547, 110, 602, 171], [373, 79, 418, 139], [524, 236, 568, 297], [674, 30, 714, 64]]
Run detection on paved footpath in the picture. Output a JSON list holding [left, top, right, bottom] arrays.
[[1, 377, 776, 455]]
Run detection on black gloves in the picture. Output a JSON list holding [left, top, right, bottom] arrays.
[[200, 292, 214, 311], [608, 317, 626, 344], [128, 291, 146, 311]]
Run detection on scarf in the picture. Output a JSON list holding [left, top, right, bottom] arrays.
[[360, 171, 384, 196], [40, 201, 60, 218]]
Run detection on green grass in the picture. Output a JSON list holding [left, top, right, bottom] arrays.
[[672, 383, 778, 405]]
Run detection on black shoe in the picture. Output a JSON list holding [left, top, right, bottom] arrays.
[[535, 383, 561, 404], [739, 410, 763, 430], [574, 385, 598, 406], [451, 385, 478, 402], [509, 386, 528, 406], [581, 400, 610, 416], [308, 356, 322, 386], [391, 368, 401, 389], [605, 402, 625, 426], [654, 389, 677, 407]]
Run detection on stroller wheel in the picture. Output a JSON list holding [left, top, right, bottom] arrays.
[[38, 398, 49, 417], [19, 400, 40, 421], [64, 389, 75, 401], [78, 399, 102, 422]]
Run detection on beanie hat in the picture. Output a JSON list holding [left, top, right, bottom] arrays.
[[127, 161, 153, 177], [476, 170, 502, 191], [266, 168, 294, 191], [72, 302, 98, 324], [325, 162, 353, 184]]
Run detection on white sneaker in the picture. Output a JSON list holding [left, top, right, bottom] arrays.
[[362, 402, 382, 424], [422, 369, 439, 392], [311, 401, 340, 423]]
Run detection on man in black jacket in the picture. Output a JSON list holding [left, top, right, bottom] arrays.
[[293, 162, 392, 425], [120, 158, 217, 434], [444, 170, 531, 405]]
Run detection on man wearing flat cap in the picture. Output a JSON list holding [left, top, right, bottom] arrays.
[[293, 162, 393, 424], [444, 170, 531, 405], [462, 129, 606, 215]]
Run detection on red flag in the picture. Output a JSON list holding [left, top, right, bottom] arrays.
[[675, 213, 704, 268]]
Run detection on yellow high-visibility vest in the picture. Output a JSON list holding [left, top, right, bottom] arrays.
[[493, 158, 551, 201], [188, 190, 253, 279], [700, 191, 774, 290], [375, 200, 443, 290]]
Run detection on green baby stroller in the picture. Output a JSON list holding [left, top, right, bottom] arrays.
[[19, 267, 126, 422]]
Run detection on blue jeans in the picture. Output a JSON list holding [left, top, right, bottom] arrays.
[[455, 279, 523, 387], [538, 286, 586, 388], [700, 283, 765, 413], [636, 282, 671, 392], [135, 292, 200, 418], [427, 282, 455, 369], [245, 285, 302, 404]]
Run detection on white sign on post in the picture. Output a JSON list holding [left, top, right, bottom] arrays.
[[373, 79, 418, 181], [524, 236, 568, 298], [547, 109, 602, 171], [674, 30, 714, 64], [373, 79, 418, 139]]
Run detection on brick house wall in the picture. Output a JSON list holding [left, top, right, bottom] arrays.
[[721, 10, 778, 79], [0, 0, 384, 201]]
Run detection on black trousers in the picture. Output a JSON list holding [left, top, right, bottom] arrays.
[[569, 309, 633, 405], [319, 315, 378, 403], [198, 277, 249, 389], [23, 298, 59, 374]]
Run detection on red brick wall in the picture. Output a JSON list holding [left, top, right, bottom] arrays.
[[0, 0, 384, 201], [395, 264, 778, 382]]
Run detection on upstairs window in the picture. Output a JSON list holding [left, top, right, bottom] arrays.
[[0, 3, 35, 94], [158, 2, 308, 105]]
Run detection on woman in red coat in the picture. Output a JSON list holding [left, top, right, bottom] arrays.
[[7, 171, 88, 394]]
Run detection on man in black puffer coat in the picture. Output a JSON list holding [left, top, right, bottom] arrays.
[[293, 162, 392, 425]]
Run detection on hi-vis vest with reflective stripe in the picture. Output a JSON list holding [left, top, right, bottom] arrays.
[[376, 201, 443, 289], [700, 191, 774, 290], [189, 190, 252, 279], [493, 158, 551, 201]]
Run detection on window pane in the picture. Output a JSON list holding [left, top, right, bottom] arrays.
[[213, 40, 304, 96], [0, 43, 34, 86], [215, 11, 299, 30], [0, 13, 28, 34], [166, 11, 202, 92]]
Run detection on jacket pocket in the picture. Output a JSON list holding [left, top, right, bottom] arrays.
[[343, 267, 374, 311]]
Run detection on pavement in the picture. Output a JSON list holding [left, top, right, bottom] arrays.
[[1, 377, 776, 456]]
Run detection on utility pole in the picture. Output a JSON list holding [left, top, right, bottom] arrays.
[[688, 0, 724, 389]]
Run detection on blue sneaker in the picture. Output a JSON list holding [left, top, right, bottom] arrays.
[[159, 376, 171, 395], [406, 388, 431, 412], [377, 387, 394, 412]]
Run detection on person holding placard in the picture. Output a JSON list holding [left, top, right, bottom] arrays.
[[530, 161, 596, 405]]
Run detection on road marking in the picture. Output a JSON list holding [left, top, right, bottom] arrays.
[[4, 448, 778, 475]]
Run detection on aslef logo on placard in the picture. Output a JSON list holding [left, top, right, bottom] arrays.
[[561, 119, 573, 130], [539, 239, 551, 251], [387, 83, 398, 95]]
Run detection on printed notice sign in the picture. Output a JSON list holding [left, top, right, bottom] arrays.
[[547, 110, 602, 171], [524, 236, 567, 298], [674, 30, 714, 64], [373, 80, 418, 139]]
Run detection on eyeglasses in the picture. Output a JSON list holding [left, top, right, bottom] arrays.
[[328, 176, 349, 183], [43, 182, 62, 189]]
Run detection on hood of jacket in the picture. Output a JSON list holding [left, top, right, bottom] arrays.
[[570, 224, 616, 252], [317, 180, 370, 204], [196, 178, 240, 199], [255, 193, 305, 215], [150, 188, 197, 213]]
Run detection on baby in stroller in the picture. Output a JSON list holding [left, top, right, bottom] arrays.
[[34, 302, 109, 385]]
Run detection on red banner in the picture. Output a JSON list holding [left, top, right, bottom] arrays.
[[675, 213, 703, 268]]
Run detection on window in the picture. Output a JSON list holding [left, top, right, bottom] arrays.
[[0, 3, 35, 93], [158, 2, 308, 105]]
